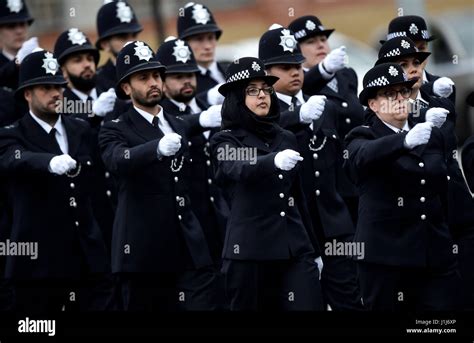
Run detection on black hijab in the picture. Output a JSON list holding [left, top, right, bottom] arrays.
[[221, 81, 281, 143]]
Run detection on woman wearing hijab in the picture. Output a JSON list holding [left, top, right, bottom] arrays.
[[211, 57, 324, 311]]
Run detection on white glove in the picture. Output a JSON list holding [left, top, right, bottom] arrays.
[[274, 149, 303, 171], [322, 46, 348, 74], [207, 83, 225, 106], [16, 37, 39, 64], [433, 77, 454, 98], [199, 104, 222, 128], [49, 154, 77, 175], [157, 133, 182, 157], [404, 122, 433, 149], [315, 256, 323, 280], [299, 95, 327, 124], [425, 107, 449, 128], [92, 89, 117, 117]]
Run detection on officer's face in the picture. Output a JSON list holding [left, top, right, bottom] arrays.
[[101, 33, 138, 57], [186, 32, 217, 67], [24, 85, 64, 116], [62, 53, 96, 82], [0, 22, 28, 54], [267, 64, 303, 96], [396, 56, 423, 95], [122, 70, 163, 108], [163, 72, 197, 103], [368, 86, 410, 127], [299, 35, 330, 68], [244, 79, 271, 117]]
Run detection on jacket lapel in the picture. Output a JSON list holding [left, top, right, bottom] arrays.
[[20, 114, 63, 154], [128, 107, 164, 142]]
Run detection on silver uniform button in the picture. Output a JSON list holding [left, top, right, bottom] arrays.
[[206, 160, 211, 166], [75, 221, 79, 227], [210, 197, 214, 202], [315, 171, 320, 177], [70, 183, 75, 189], [420, 197, 426, 203], [106, 190, 112, 197], [105, 172, 110, 178], [419, 162, 424, 168], [421, 214, 426, 220], [208, 179, 212, 185], [345, 118, 351, 124], [176, 196, 180, 201], [447, 175, 451, 181], [278, 174, 283, 180], [86, 161, 91, 166], [174, 177, 179, 182], [342, 102, 348, 108], [332, 134, 337, 139], [188, 141, 192, 146], [315, 190, 321, 196], [420, 179, 426, 185], [178, 215, 182, 221], [279, 193, 284, 198], [280, 211, 286, 217], [313, 153, 318, 160]]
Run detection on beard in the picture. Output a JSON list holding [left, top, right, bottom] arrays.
[[132, 87, 163, 108], [171, 86, 197, 103], [68, 73, 97, 93]]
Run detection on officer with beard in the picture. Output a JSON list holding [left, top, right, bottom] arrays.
[[99, 41, 217, 311], [95, 0, 143, 92], [54, 28, 118, 252]]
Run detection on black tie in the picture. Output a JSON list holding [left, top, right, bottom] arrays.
[[152, 116, 159, 128], [49, 128, 62, 152], [180, 105, 192, 115], [290, 96, 299, 112]]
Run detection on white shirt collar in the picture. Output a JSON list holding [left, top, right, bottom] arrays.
[[382, 119, 410, 133], [29, 111, 66, 136], [415, 89, 429, 105], [2, 50, 15, 61], [198, 61, 226, 84], [70, 88, 98, 102], [133, 105, 164, 125], [276, 90, 305, 106], [422, 70, 428, 84], [169, 97, 201, 114]]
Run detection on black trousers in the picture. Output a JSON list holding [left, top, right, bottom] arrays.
[[12, 273, 116, 314], [320, 236, 364, 311], [118, 266, 218, 311], [222, 254, 324, 311], [357, 262, 461, 311]]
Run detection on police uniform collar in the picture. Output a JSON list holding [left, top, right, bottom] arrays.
[[133, 105, 164, 126], [70, 87, 97, 102], [169, 97, 199, 114], [276, 90, 305, 107], [381, 119, 410, 134], [29, 110, 65, 136], [1, 50, 14, 61]]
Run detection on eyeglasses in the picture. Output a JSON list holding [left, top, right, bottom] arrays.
[[245, 86, 274, 96], [377, 87, 412, 100]]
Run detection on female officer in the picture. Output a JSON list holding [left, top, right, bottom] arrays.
[[211, 57, 324, 311]]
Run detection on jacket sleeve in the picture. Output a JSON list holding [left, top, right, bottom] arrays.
[[302, 65, 330, 95], [0, 129, 55, 174], [211, 132, 278, 183], [344, 127, 407, 183], [98, 121, 161, 176]]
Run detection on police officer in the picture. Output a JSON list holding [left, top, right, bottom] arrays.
[[54, 28, 118, 251], [0, 50, 111, 313], [95, 0, 143, 92], [381, 15, 455, 102], [259, 25, 362, 311], [344, 63, 460, 310], [177, 2, 226, 106], [288, 15, 364, 224], [211, 57, 324, 311], [157, 36, 228, 265], [99, 41, 216, 311]]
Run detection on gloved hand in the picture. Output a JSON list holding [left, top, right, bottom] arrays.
[[92, 89, 116, 117], [425, 107, 449, 128], [403, 122, 433, 149], [207, 83, 225, 106], [321, 46, 348, 74], [157, 133, 182, 156], [315, 256, 324, 280], [299, 95, 327, 124], [199, 104, 222, 128], [49, 154, 77, 175], [433, 77, 454, 98], [16, 37, 39, 64], [274, 149, 303, 171]]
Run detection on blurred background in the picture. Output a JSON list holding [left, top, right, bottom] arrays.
[[5, 0, 474, 142]]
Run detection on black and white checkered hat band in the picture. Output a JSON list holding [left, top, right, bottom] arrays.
[[384, 48, 401, 58], [387, 31, 407, 40], [294, 29, 306, 40], [366, 76, 389, 88], [421, 30, 429, 39], [226, 69, 250, 83]]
